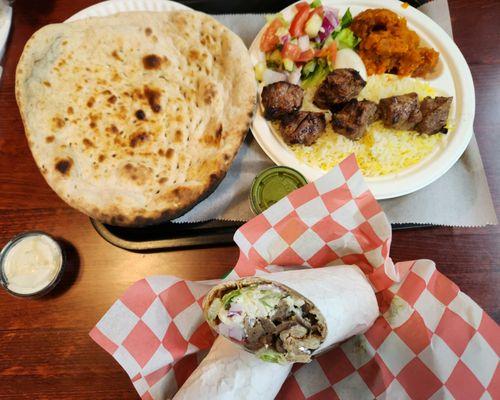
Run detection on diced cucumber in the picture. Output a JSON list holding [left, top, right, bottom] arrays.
[[305, 13, 323, 38], [283, 58, 294, 72], [254, 62, 266, 81], [302, 59, 317, 78]]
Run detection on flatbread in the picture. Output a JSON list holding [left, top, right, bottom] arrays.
[[16, 11, 256, 226]]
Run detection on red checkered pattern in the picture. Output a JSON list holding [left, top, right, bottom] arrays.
[[90, 156, 499, 400]]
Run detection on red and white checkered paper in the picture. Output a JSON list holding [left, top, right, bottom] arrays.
[[90, 155, 499, 399]]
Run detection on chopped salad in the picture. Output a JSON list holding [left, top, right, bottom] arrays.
[[255, 0, 360, 88]]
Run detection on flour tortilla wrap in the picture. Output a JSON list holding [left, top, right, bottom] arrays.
[[173, 336, 291, 400], [203, 265, 379, 363]]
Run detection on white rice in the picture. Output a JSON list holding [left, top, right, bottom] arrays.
[[289, 74, 450, 177]]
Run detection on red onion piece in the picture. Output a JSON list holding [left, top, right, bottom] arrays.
[[319, 10, 339, 41]]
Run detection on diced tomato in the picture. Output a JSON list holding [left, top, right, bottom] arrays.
[[316, 42, 337, 62], [281, 42, 302, 60], [260, 18, 285, 52], [289, 5, 310, 37], [295, 2, 310, 12], [282, 43, 315, 63], [296, 49, 315, 62]]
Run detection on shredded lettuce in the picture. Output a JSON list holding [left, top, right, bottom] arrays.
[[340, 8, 353, 28], [221, 289, 241, 309], [301, 59, 329, 88], [310, 0, 322, 8], [257, 349, 287, 364], [207, 298, 222, 321], [329, 9, 359, 50], [335, 28, 360, 49], [259, 291, 282, 309]]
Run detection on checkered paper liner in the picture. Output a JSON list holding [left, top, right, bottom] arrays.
[[90, 155, 499, 399]]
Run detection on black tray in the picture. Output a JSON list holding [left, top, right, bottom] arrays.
[[91, 219, 429, 252], [91, 219, 243, 251]]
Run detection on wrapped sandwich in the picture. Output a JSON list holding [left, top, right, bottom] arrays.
[[203, 265, 379, 363], [173, 336, 292, 400]]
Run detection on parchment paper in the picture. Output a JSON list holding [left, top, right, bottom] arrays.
[[174, 0, 497, 227]]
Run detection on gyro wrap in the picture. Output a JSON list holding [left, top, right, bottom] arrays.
[[203, 265, 379, 364]]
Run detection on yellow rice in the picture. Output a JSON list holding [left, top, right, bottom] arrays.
[[287, 74, 449, 177]]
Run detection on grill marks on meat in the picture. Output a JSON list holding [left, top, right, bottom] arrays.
[[261, 81, 304, 120], [416, 96, 452, 134], [379, 92, 422, 130], [260, 75, 451, 147], [279, 111, 326, 145], [313, 69, 366, 110], [332, 100, 379, 140]]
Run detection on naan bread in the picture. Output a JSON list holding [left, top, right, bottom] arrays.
[[16, 11, 256, 226]]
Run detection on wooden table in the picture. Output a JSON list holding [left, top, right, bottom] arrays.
[[0, 0, 498, 398]]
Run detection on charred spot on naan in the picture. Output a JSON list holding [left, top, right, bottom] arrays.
[[45, 136, 55, 143], [120, 163, 152, 186], [201, 82, 217, 105], [88, 113, 101, 130], [82, 138, 95, 148], [111, 50, 123, 62], [142, 54, 162, 70], [188, 49, 200, 61], [54, 158, 73, 175], [174, 130, 183, 143], [143, 86, 162, 113], [105, 124, 119, 134], [129, 131, 149, 148], [135, 110, 146, 120], [202, 124, 223, 146], [51, 116, 65, 130]]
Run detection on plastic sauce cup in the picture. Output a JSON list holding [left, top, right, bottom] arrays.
[[0, 231, 65, 298], [250, 166, 308, 214]]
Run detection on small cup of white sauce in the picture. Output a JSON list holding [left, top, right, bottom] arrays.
[[0, 232, 65, 297]]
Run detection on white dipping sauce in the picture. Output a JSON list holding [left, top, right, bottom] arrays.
[[2, 235, 62, 295]]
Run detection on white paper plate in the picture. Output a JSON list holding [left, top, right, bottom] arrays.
[[0, 1, 12, 61], [66, 0, 191, 22], [249, 0, 475, 199]]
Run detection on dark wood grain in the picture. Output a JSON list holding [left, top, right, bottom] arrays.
[[0, 0, 498, 398]]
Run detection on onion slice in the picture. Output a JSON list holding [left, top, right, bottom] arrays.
[[288, 67, 302, 85], [263, 69, 288, 85], [298, 35, 310, 51]]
